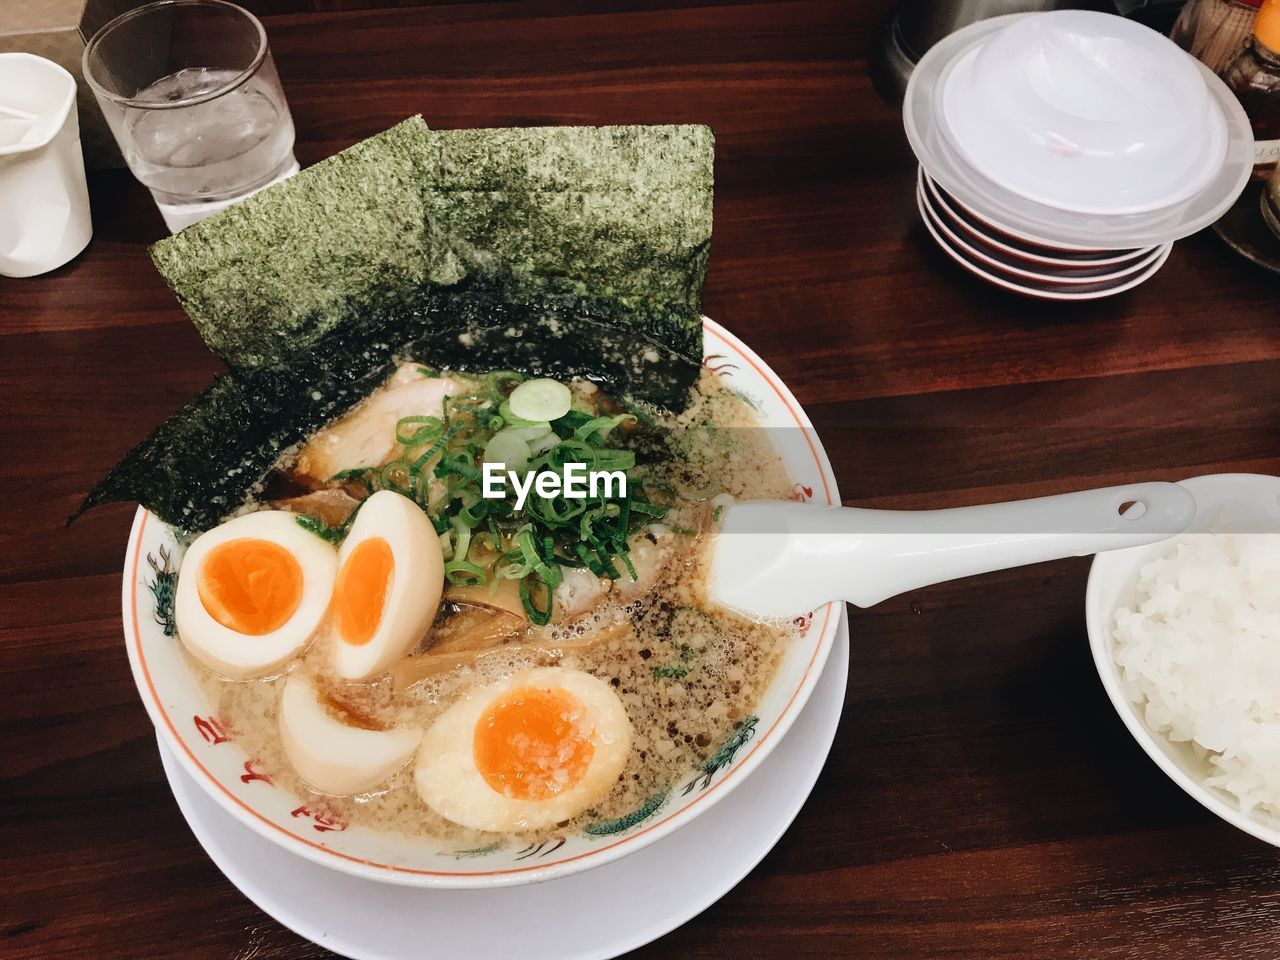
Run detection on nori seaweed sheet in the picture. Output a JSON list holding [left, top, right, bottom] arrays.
[[400, 273, 703, 403], [150, 119, 711, 375], [80, 119, 713, 531], [148, 117, 461, 372], [76, 277, 702, 532], [421, 125, 712, 362], [72, 320, 403, 532]]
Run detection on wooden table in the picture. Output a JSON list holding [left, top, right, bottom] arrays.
[[4, 1, 1279, 957]]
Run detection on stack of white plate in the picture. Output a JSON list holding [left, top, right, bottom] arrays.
[[904, 11, 1255, 301], [915, 169, 1175, 300]]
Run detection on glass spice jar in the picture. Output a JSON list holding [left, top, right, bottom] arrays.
[[1171, 0, 1264, 73], [1222, 0, 1280, 180]]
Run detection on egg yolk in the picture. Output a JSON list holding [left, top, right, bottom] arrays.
[[333, 537, 394, 646], [473, 687, 595, 801], [197, 538, 304, 636]]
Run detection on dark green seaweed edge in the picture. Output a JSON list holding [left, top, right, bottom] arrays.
[[73, 278, 702, 532]]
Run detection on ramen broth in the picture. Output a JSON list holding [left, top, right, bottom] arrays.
[[189, 369, 800, 844]]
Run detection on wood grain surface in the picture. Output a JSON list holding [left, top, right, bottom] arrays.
[[3, 1, 1279, 958]]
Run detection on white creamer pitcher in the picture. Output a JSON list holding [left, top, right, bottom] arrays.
[[0, 53, 93, 278]]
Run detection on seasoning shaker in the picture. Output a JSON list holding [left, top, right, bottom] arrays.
[[1170, 0, 1263, 72], [1221, 0, 1280, 179]]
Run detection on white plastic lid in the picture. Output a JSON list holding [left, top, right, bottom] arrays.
[[904, 13, 1255, 249], [939, 12, 1227, 215]]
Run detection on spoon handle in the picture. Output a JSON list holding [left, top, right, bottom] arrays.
[[713, 482, 1196, 614], [833, 481, 1195, 606]]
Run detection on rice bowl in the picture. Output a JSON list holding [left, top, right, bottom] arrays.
[[1087, 473, 1280, 847], [1112, 533, 1280, 815]]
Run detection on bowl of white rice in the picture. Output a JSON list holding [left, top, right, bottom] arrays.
[[1087, 473, 1280, 844]]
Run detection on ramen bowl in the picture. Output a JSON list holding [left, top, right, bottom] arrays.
[[121, 317, 843, 889]]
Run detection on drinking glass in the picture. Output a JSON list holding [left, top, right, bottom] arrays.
[[83, 0, 297, 232]]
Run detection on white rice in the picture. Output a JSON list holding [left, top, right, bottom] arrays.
[[1112, 533, 1280, 815]]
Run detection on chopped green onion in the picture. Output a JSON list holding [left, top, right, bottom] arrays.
[[444, 560, 487, 586], [451, 518, 473, 562], [652, 665, 689, 680], [482, 428, 532, 471], [509, 422, 554, 443], [527, 431, 561, 456], [396, 415, 443, 446], [379, 460, 412, 494], [436, 455, 483, 484], [458, 498, 488, 529], [617, 547, 638, 581], [573, 414, 634, 444], [483, 371, 525, 400], [410, 423, 459, 471], [591, 449, 636, 472], [509, 378, 572, 422], [295, 514, 342, 545], [519, 573, 553, 626], [497, 399, 546, 429], [540, 439, 596, 472], [325, 368, 672, 622]]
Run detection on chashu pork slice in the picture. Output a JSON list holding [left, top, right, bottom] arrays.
[[294, 365, 460, 484], [553, 528, 675, 621]]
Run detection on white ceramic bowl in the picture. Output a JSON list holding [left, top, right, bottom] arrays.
[[120, 317, 843, 889], [939, 11, 1226, 216], [1086, 473, 1280, 848]]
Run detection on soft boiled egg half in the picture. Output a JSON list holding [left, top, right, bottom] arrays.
[[331, 490, 445, 681], [279, 674, 421, 796], [174, 511, 337, 680], [415, 667, 633, 832]]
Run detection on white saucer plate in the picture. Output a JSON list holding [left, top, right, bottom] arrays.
[[157, 611, 851, 960], [917, 171, 1163, 284], [921, 172, 1153, 269], [917, 184, 1173, 300]]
